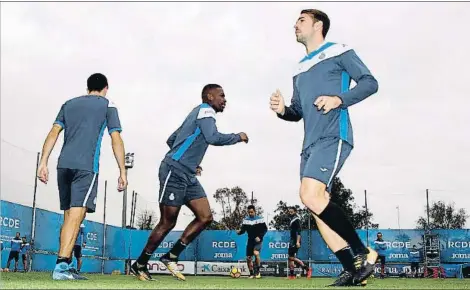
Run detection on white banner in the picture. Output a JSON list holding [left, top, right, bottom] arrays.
[[131, 260, 195, 275], [196, 261, 250, 276]]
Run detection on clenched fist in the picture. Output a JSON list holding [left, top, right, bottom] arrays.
[[270, 89, 285, 115]]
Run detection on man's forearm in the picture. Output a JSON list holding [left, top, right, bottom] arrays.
[[277, 106, 302, 122], [39, 127, 61, 165], [296, 235, 301, 244], [111, 135, 126, 173]]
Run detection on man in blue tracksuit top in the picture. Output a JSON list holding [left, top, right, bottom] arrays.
[[409, 245, 421, 278], [6, 232, 22, 272], [131, 84, 249, 282], [237, 205, 268, 279], [374, 232, 387, 278], [269, 9, 379, 286]]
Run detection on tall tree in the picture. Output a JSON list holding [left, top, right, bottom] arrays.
[[136, 209, 157, 230], [211, 186, 264, 230], [416, 201, 468, 230], [270, 177, 379, 230]]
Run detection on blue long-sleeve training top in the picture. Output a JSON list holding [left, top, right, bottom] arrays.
[[409, 249, 421, 263], [238, 216, 268, 242], [278, 42, 378, 150], [10, 237, 22, 252], [164, 103, 242, 174], [374, 239, 388, 256]]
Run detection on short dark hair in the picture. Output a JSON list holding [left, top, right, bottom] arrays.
[[201, 84, 222, 102], [288, 206, 297, 212], [301, 9, 330, 38], [247, 205, 256, 211], [87, 73, 108, 92]]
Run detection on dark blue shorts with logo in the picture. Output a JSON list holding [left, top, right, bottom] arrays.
[[158, 161, 206, 207]]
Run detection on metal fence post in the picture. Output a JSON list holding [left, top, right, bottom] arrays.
[[30, 152, 40, 272]]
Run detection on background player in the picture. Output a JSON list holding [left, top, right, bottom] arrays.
[[71, 224, 86, 274], [287, 207, 311, 279], [269, 9, 379, 286], [0, 240, 3, 272], [237, 205, 268, 279], [20, 236, 31, 272], [131, 84, 248, 282], [409, 245, 421, 278], [37, 73, 127, 280], [373, 232, 387, 278], [6, 232, 22, 272]]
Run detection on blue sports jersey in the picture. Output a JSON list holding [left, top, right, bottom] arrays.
[[164, 103, 241, 174], [10, 238, 22, 252], [409, 249, 420, 263], [20, 243, 30, 254], [374, 239, 387, 256], [54, 95, 122, 173], [278, 42, 378, 149], [238, 216, 268, 242]]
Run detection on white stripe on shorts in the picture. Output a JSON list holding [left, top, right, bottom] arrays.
[[159, 170, 172, 203], [326, 140, 343, 188], [82, 173, 97, 207]]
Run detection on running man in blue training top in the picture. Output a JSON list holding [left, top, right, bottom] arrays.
[[37, 73, 127, 280], [131, 84, 248, 282], [270, 9, 379, 286]]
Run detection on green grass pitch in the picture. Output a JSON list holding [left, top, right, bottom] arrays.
[[1, 272, 469, 289]]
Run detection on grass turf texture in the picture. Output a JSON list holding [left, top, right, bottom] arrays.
[[1, 272, 468, 289]]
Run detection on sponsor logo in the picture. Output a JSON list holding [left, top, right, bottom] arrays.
[[389, 253, 409, 259], [271, 253, 289, 259], [0, 216, 20, 229], [87, 232, 98, 241], [212, 241, 236, 248], [384, 241, 412, 249], [452, 253, 470, 259], [198, 262, 248, 275], [212, 241, 237, 259], [269, 242, 290, 249], [148, 262, 185, 272], [448, 241, 470, 248]]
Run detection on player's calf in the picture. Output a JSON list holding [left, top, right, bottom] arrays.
[[253, 251, 262, 278]]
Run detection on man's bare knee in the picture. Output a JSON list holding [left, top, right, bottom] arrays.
[[300, 178, 329, 214], [68, 208, 86, 223], [160, 219, 177, 231], [198, 212, 213, 226]]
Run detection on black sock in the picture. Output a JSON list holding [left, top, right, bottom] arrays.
[[335, 247, 355, 272], [254, 265, 260, 275], [290, 268, 295, 276], [136, 250, 153, 266], [318, 202, 369, 256], [56, 256, 69, 265], [249, 268, 254, 276], [169, 239, 187, 258]]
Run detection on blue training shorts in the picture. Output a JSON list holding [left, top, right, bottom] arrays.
[[57, 168, 99, 213], [158, 161, 206, 207], [300, 137, 352, 193]]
